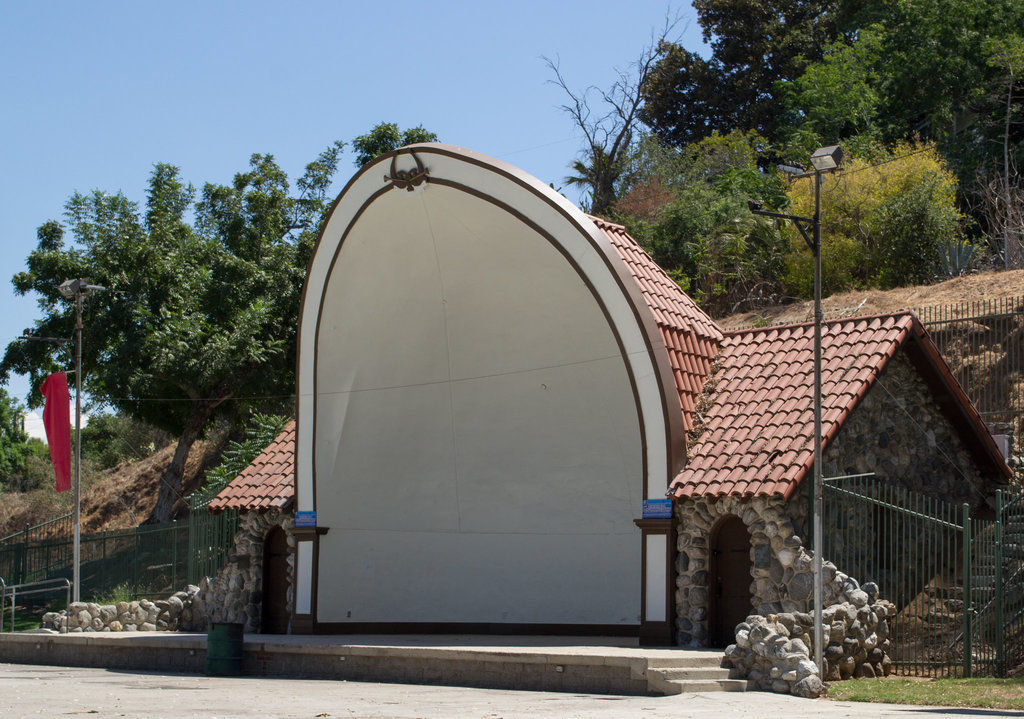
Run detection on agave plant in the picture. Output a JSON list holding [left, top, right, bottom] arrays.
[[936, 238, 977, 278]]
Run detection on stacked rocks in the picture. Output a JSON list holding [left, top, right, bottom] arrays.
[[724, 612, 822, 698], [41, 587, 199, 633], [723, 575, 895, 698]]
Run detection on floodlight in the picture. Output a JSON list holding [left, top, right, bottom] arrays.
[[810, 145, 844, 171]]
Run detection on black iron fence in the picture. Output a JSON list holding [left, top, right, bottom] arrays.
[[916, 296, 1023, 478], [824, 476, 1024, 677], [0, 507, 238, 612], [0, 513, 73, 547]]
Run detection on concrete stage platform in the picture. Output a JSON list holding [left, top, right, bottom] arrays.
[[0, 631, 749, 696]]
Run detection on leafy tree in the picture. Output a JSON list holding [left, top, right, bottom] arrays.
[[351, 123, 438, 168], [776, 29, 885, 160], [640, 0, 844, 147], [0, 387, 32, 486], [2, 142, 345, 523], [617, 131, 790, 315], [782, 141, 963, 293]]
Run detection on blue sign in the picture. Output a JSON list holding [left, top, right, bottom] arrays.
[[642, 499, 673, 519], [294, 511, 317, 528]]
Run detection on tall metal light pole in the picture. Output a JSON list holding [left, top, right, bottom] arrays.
[[749, 144, 843, 676], [57, 278, 105, 604]]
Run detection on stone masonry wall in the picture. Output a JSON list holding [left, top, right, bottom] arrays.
[[182, 508, 295, 632], [823, 352, 994, 509]]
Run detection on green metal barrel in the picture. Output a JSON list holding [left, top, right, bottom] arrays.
[[206, 622, 244, 676]]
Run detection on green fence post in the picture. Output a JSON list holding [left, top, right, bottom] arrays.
[[995, 490, 1005, 676], [963, 503, 972, 678], [172, 519, 178, 594]]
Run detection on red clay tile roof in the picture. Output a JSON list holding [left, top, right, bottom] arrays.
[[591, 217, 723, 430], [209, 421, 296, 513], [670, 312, 1012, 501]]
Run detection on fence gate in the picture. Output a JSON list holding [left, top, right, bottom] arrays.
[[823, 477, 1024, 677]]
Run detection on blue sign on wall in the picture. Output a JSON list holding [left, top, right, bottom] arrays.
[[642, 499, 673, 518], [294, 511, 317, 528]]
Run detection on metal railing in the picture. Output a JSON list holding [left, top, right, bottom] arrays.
[[916, 296, 1023, 483], [824, 476, 1024, 677], [0, 513, 73, 547], [187, 496, 238, 585], [0, 577, 71, 633]]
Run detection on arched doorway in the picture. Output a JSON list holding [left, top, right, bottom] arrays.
[[261, 526, 289, 634], [709, 515, 752, 647]]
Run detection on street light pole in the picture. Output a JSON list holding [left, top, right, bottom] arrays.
[[749, 144, 842, 677], [58, 278, 105, 604], [811, 159, 825, 678], [72, 289, 83, 604]]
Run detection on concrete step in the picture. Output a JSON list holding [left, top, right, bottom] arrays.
[[652, 665, 735, 681], [646, 663, 751, 694]]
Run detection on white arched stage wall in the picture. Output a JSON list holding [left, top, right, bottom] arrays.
[[293, 145, 681, 634]]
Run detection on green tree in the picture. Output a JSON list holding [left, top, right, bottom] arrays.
[[0, 386, 32, 486], [776, 29, 885, 160], [351, 123, 438, 168], [617, 131, 790, 315], [2, 142, 345, 523], [640, 0, 844, 147]]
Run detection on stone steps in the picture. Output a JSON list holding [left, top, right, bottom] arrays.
[[644, 656, 752, 695]]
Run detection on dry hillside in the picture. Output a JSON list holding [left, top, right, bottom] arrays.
[[0, 436, 225, 538], [719, 269, 1024, 329]]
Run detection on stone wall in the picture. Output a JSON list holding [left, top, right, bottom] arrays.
[[674, 494, 830, 648], [824, 352, 994, 509], [42, 587, 198, 632], [182, 508, 294, 632]]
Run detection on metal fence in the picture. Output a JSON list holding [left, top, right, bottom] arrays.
[[0, 506, 238, 608], [187, 497, 239, 585], [824, 476, 1024, 677], [0, 513, 73, 547], [0, 521, 189, 601], [916, 296, 1024, 475]]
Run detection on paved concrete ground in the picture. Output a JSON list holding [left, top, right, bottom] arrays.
[[2, 663, 1018, 719]]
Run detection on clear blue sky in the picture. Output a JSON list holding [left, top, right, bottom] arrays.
[[1, 0, 706, 408]]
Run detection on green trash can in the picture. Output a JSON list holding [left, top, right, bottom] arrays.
[[206, 622, 244, 676]]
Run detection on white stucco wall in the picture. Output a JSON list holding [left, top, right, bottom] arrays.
[[297, 146, 672, 627]]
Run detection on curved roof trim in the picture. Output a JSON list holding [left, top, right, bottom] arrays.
[[294, 144, 688, 510]]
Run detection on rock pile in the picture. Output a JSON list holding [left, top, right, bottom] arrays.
[[41, 587, 199, 633], [723, 575, 895, 698]]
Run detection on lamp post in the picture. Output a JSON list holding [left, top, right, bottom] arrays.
[[57, 278, 105, 604], [749, 144, 843, 676]]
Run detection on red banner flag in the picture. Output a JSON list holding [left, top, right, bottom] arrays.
[[41, 372, 71, 493]]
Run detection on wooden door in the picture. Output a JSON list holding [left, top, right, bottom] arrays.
[[710, 516, 751, 647], [261, 527, 290, 634]]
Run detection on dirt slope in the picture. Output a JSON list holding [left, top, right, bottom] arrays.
[[0, 435, 226, 537], [718, 269, 1024, 330]]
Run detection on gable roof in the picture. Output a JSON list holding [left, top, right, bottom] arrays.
[[591, 217, 722, 431], [208, 421, 296, 513], [670, 312, 1012, 501]]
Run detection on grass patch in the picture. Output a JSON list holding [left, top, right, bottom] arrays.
[[0, 605, 47, 632], [827, 677, 1024, 710], [87, 582, 137, 606]]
